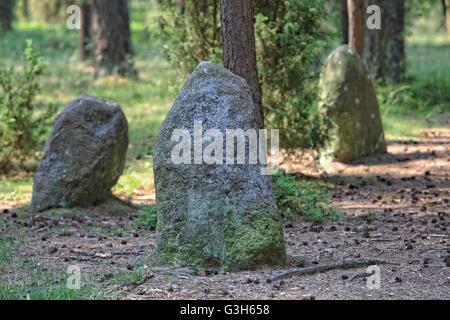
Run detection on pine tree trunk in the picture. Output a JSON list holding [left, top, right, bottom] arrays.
[[22, 0, 29, 20], [347, 0, 365, 55], [79, 3, 91, 61], [342, 0, 349, 44], [387, 0, 405, 82], [445, 0, 450, 35], [91, 0, 135, 76], [220, 0, 263, 128], [363, 0, 405, 82], [363, 0, 388, 79], [0, 0, 15, 32]]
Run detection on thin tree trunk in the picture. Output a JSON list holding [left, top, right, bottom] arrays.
[[364, 0, 388, 79], [22, 0, 29, 20], [0, 0, 16, 32], [342, 0, 349, 44], [91, 0, 135, 77], [220, 0, 263, 128], [387, 0, 405, 82], [347, 0, 365, 55], [363, 0, 405, 82], [79, 3, 91, 61], [444, 0, 450, 35], [178, 0, 185, 15]]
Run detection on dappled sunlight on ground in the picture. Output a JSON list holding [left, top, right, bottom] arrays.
[[277, 127, 449, 224]]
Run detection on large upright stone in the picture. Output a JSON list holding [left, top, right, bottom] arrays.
[[153, 61, 286, 271], [318, 45, 386, 163], [31, 95, 128, 212]]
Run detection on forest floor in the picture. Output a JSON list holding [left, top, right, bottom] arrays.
[[0, 127, 448, 300], [0, 18, 449, 300]]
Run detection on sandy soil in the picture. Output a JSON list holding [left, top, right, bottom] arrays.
[[0, 129, 448, 300]]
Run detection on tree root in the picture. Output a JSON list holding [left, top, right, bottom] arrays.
[[268, 258, 392, 283]]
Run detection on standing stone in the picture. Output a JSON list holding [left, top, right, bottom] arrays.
[[31, 95, 128, 212], [318, 45, 386, 163], [153, 61, 286, 271]]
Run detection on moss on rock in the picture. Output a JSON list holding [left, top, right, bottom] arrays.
[[224, 211, 286, 271]]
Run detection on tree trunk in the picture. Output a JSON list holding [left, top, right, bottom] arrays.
[[21, 0, 29, 20], [342, 0, 349, 44], [347, 0, 365, 55], [363, 0, 405, 82], [387, 0, 405, 82], [0, 0, 15, 32], [220, 0, 263, 128], [363, 0, 388, 79], [79, 3, 91, 61], [91, 0, 135, 77], [444, 0, 450, 35]]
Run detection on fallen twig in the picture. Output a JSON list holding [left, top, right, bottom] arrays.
[[150, 267, 199, 278], [350, 270, 375, 281], [268, 258, 392, 283]]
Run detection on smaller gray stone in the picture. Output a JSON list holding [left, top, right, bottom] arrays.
[[31, 95, 128, 212], [319, 45, 386, 163]]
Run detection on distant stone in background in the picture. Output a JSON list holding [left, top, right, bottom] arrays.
[[153, 61, 286, 271], [31, 95, 128, 212], [318, 45, 386, 163]]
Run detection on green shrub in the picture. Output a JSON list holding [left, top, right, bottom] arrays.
[[26, 0, 74, 22], [156, 0, 332, 150], [255, 0, 332, 150], [273, 171, 341, 222], [0, 40, 57, 172], [379, 76, 450, 114], [156, 0, 222, 79], [133, 204, 157, 229]]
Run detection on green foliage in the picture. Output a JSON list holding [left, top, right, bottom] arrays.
[[105, 269, 147, 286], [405, 0, 443, 34], [133, 204, 158, 229], [379, 77, 450, 115], [26, 0, 74, 23], [0, 279, 99, 300], [255, 0, 332, 150], [273, 171, 341, 222], [0, 40, 56, 172], [0, 264, 102, 300], [156, 0, 222, 78], [156, 0, 332, 150], [0, 236, 13, 264]]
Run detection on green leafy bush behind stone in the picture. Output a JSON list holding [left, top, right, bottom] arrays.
[[0, 40, 57, 172], [273, 170, 342, 222], [156, 0, 332, 150]]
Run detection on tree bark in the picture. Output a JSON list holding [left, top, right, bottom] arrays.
[[79, 3, 91, 61], [363, 0, 388, 79], [347, 0, 365, 55], [387, 0, 405, 82], [21, 0, 29, 20], [220, 0, 263, 128], [342, 0, 349, 44], [444, 0, 450, 35], [0, 0, 16, 32], [91, 0, 135, 77], [363, 0, 405, 82]]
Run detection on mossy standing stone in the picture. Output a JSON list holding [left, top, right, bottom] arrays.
[[318, 45, 386, 163], [153, 61, 287, 271]]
